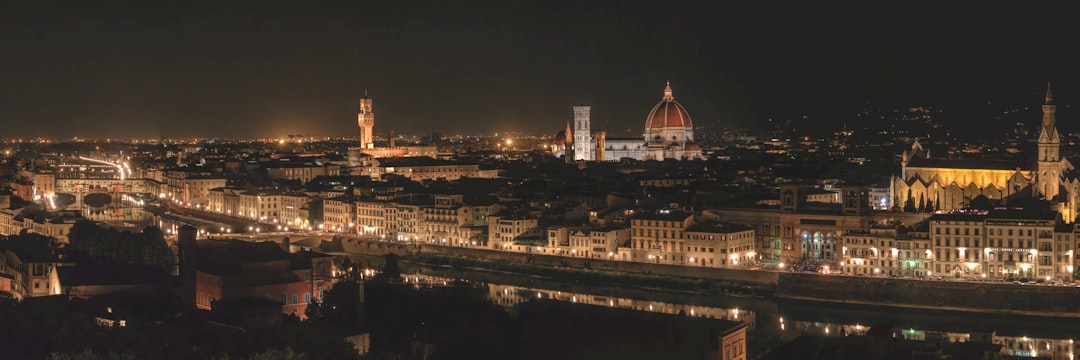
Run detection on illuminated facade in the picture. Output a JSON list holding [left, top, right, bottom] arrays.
[[892, 83, 1080, 222], [488, 215, 541, 250], [836, 210, 1076, 280], [683, 222, 756, 268], [281, 193, 312, 229], [238, 190, 283, 222], [351, 195, 498, 244], [419, 195, 493, 246], [323, 195, 356, 233], [629, 209, 694, 264]]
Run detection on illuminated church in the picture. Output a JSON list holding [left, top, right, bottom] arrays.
[[891, 82, 1080, 222], [552, 82, 704, 161]]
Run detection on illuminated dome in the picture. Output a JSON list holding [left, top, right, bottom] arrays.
[[645, 81, 692, 130]]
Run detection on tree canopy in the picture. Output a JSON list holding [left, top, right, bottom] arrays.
[[66, 220, 176, 274]]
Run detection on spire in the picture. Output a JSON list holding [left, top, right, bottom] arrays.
[[663, 81, 674, 101], [1042, 81, 1057, 133], [1045, 81, 1053, 105]]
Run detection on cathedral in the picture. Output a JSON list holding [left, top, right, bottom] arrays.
[[553, 82, 704, 161], [891, 82, 1080, 222]]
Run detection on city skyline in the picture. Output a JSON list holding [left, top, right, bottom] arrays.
[[9, 3, 1080, 358], [3, 1, 1080, 139]]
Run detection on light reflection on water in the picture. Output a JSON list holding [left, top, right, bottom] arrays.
[[396, 270, 1080, 359]]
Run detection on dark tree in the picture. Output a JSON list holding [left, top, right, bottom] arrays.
[[65, 220, 176, 274], [304, 281, 362, 331], [3, 232, 53, 257], [140, 226, 177, 274]]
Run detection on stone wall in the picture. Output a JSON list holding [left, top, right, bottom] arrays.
[[775, 273, 1080, 317], [338, 238, 416, 256]]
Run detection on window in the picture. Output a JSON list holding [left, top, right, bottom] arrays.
[[292, 294, 299, 305], [304, 292, 312, 303]]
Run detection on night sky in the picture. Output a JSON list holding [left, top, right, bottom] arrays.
[[2, 1, 1078, 139]]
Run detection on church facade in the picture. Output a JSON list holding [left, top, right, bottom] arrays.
[[891, 83, 1080, 222], [553, 82, 704, 161]]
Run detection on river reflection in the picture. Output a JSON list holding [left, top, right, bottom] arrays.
[[401, 273, 755, 329], [393, 268, 1080, 359]]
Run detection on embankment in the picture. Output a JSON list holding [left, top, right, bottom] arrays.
[[774, 272, 1080, 318], [340, 241, 1080, 317]]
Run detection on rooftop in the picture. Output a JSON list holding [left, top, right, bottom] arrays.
[[685, 221, 754, 234], [631, 209, 693, 221], [375, 156, 468, 167], [906, 157, 1030, 171]]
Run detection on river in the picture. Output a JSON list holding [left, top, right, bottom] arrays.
[[354, 257, 1080, 359]]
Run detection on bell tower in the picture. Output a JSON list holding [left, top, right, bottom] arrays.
[[1037, 81, 1061, 199], [573, 106, 592, 161], [358, 90, 375, 149]]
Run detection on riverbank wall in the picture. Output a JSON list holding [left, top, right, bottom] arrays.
[[774, 272, 1080, 317], [338, 240, 1080, 317]]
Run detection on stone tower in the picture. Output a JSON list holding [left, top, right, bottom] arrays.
[[1037, 81, 1062, 199], [573, 106, 592, 161], [594, 131, 606, 162], [358, 90, 375, 149]]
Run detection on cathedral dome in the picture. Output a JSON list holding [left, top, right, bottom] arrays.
[[645, 82, 693, 130], [553, 129, 568, 145]]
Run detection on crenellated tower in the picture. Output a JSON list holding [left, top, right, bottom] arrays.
[[358, 90, 375, 149]]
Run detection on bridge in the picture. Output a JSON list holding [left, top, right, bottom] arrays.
[[42, 156, 146, 210]]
